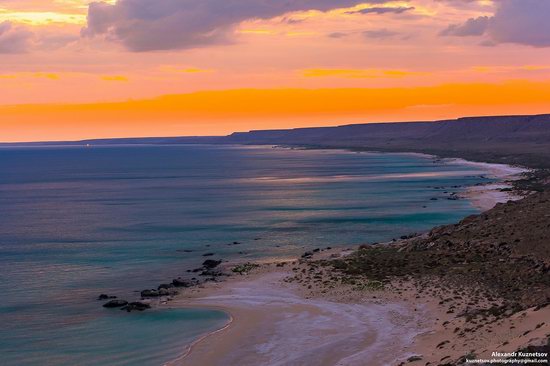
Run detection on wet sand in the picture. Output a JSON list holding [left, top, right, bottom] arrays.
[[166, 265, 426, 366], [166, 254, 549, 366]]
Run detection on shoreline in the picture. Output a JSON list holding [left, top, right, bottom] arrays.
[[167, 247, 549, 366], [162, 158, 546, 366], [166, 260, 429, 366], [445, 158, 530, 211]]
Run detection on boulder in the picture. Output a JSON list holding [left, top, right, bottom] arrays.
[[102, 299, 128, 308], [172, 278, 192, 287], [97, 294, 116, 300], [122, 301, 151, 312], [158, 288, 170, 296], [140, 289, 159, 297], [202, 259, 222, 269], [157, 283, 173, 290]]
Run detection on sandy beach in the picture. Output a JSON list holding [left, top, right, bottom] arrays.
[[166, 258, 425, 365], [162, 161, 549, 366], [167, 265, 424, 366], [446, 159, 529, 211], [166, 252, 549, 366]]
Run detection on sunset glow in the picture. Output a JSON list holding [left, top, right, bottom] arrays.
[[2, 0, 550, 142]]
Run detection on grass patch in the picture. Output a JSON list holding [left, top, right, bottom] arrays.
[[232, 262, 259, 275]]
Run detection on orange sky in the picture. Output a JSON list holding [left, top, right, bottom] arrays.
[[2, 0, 550, 142]]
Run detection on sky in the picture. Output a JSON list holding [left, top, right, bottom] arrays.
[[1, 0, 550, 142]]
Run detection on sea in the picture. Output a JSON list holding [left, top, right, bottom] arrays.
[[0, 144, 498, 365]]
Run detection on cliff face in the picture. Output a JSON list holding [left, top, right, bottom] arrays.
[[225, 114, 550, 167], [227, 115, 550, 145]]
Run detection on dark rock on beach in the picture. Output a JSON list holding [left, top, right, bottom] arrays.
[[102, 299, 128, 308], [172, 278, 193, 287], [140, 289, 159, 297], [158, 288, 171, 296], [97, 294, 117, 300], [121, 301, 151, 312], [202, 259, 222, 269]]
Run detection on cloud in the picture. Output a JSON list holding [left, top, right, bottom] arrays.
[[327, 32, 348, 39], [102, 75, 128, 82], [363, 29, 400, 39], [441, 0, 550, 47], [0, 21, 33, 53], [439, 16, 489, 37], [0, 72, 59, 80], [82, 0, 386, 52], [488, 0, 550, 47], [346, 6, 414, 15], [302, 68, 426, 78]]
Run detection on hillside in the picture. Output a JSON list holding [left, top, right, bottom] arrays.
[[225, 114, 550, 168]]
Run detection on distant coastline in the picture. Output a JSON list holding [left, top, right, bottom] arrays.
[[2, 113, 550, 172]]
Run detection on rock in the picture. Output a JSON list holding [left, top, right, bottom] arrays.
[[158, 288, 170, 296], [122, 301, 151, 312], [140, 289, 159, 297], [157, 283, 173, 290], [203, 252, 215, 257], [407, 355, 422, 362], [202, 259, 222, 269], [200, 269, 222, 277], [102, 299, 128, 308], [172, 278, 192, 287], [97, 294, 116, 300], [301, 251, 313, 258]]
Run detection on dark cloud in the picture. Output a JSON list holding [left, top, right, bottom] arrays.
[[327, 32, 348, 39], [347, 6, 414, 15], [83, 0, 389, 52], [439, 16, 489, 37], [0, 21, 32, 54], [434, 0, 479, 8], [488, 0, 550, 47], [363, 29, 400, 39], [440, 0, 550, 47], [36, 34, 79, 50]]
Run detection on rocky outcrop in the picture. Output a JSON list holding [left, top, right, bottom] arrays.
[[202, 259, 222, 269], [140, 289, 159, 297], [172, 278, 193, 287], [102, 299, 128, 308], [121, 301, 151, 312]]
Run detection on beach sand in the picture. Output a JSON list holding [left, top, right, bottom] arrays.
[[447, 159, 529, 211], [166, 253, 549, 366], [166, 261, 425, 366]]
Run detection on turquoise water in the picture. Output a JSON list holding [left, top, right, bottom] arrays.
[[0, 145, 493, 365]]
